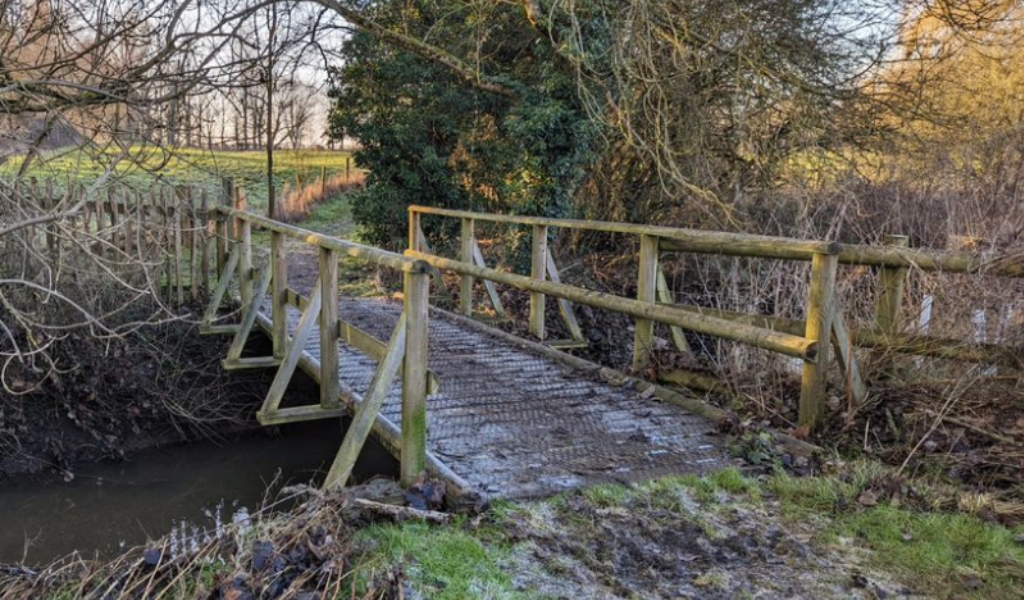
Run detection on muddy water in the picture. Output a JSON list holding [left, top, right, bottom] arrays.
[[0, 420, 397, 565]]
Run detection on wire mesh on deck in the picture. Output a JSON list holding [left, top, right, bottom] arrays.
[[266, 295, 732, 499]]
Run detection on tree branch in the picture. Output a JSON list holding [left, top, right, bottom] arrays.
[[309, 0, 519, 100]]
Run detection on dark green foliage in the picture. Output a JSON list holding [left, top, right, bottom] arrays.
[[327, 1, 601, 250], [327, 0, 880, 245]]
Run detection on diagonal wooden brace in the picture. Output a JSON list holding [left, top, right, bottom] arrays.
[[258, 278, 323, 421], [657, 266, 691, 353], [222, 265, 277, 369], [201, 244, 241, 334], [323, 312, 408, 489], [546, 252, 584, 343], [473, 241, 506, 318], [415, 224, 454, 302]]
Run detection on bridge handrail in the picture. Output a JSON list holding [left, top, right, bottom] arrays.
[[408, 204, 842, 428], [405, 249, 818, 361], [218, 206, 429, 273], [409, 206, 1024, 277], [838, 244, 1024, 276], [408, 205, 839, 261]]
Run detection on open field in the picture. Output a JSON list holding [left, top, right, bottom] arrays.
[[0, 146, 355, 210]]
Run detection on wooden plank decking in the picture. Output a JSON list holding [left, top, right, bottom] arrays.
[[254, 286, 732, 500]]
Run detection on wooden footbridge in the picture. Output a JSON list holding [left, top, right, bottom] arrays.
[[177, 183, 1019, 503], [20, 174, 1021, 503], [12, 176, 1021, 502]]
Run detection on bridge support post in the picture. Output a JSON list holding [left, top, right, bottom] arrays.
[[401, 268, 430, 486], [633, 234, 660, 371], [320, 247, 341, 409], [272, 231, 288, 358], [875, 234, 910, 335], [460, 217, 474, 316], [799, 252, 838, 430], [530, 225, 548, 339]]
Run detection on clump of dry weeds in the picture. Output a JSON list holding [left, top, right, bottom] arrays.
[[280, 172, 365, 222], [0, 487, 408, 600]]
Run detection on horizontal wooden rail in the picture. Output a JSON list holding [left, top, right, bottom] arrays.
[[839, 245, 1024, 277], [411, 206, 1024, 277], [217, 206, 429, 273], [664, 303, 1022, 367], [406, 249, 818, 360], [410, 205, 840, 260]]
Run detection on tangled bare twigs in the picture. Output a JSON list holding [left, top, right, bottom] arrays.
[[0, 485, 416, 599]]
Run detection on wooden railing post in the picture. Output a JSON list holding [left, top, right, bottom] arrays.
[[875, 234, 910, 334], [400, 267, 430, 487], [530, 224, 548, 339], [799, 252, 839, 430], [320, 247, 341, 409], [407, 206, 421, 252], [633, 234, 659, 371], [235, 186, 253, 306], [271, 231, 288, 358], [460, 217, 474, 316]]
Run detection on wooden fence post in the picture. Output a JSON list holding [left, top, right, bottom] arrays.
[[633, 234, 659, 371], [272, 231, 288, 358], [320, 247, 340, 409], [160, 186, 171, 302], [799, 252, 838, 430], [460, 217, 474, 316], [320, 165, 327, 197], [217, 178, 233, 276], [236, 185, 253, 306], [400, 267, 430, 487], [124, 188, 135, 256], [530, 224, 548, 339], [187, 190, 198, 301], [107, 185, 120, 253], [875, 234, 910, 334], [200, 189, 211, 296], [43, 179, 57, 260], [173, 194, 184, 306], [93, 191, 106, 260]]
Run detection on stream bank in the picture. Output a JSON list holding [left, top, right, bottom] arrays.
[[0, 307, 402, 565]]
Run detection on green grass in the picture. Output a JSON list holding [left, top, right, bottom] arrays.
[[768, 468, 1024, 598], [354, 520, 526, 600], [1, 146, 354, 210]]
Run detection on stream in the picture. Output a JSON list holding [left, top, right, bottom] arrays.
[[0, 419, 397, 565]]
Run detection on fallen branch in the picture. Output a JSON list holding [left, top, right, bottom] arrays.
[[923, 409, 1018, 446], [353, 498, 452, 524]]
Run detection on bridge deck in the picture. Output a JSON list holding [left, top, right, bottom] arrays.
[[262, 267, 731, 499]]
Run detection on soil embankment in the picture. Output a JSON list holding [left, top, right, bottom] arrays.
[[0, 310, 282, 480]]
